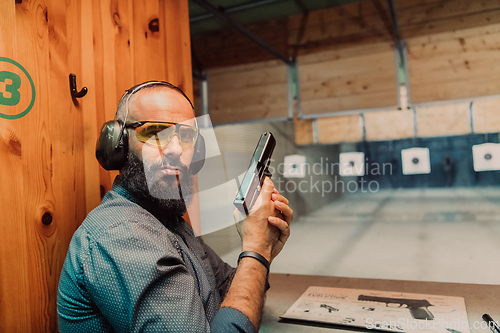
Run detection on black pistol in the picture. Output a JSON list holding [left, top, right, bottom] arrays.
[[234, 132, 276, 215], [358, 295, 435, 320]]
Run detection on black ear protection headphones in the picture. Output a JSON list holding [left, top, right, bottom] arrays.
[[95, 81, 205, 174]]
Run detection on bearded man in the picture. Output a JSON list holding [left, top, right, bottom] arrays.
[[57, 81, 293, 333]]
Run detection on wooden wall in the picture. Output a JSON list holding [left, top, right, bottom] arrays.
[[207, 60, 289, 124], [407, 24, 500, 104], [400, 0, 500, 104], [0, 0, 192, 332], [92, 0, 193, 193], [318, 114, 363, 144], [294, 116, 314, 145], [473, 98, 500, 134], [190, 0, 500, 144], [364, 109, 414, 141], [416, 103, 471, 138], [298, 43, 398, 116], [290, 0, 500, 145], [191, 17, 288, 69], [297, 98, 500, 145]]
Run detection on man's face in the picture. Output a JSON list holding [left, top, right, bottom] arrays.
[[121, 87, 196, 212], [128, 88, 196, 172]]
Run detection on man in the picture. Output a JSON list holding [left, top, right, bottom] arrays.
[[57, 81, 293, 332]]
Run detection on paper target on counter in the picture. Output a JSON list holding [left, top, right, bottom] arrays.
[[401, 147, 431, 175], [339, 152, 365, 176], [472, 143, 500, 172], [283, 154, 306, 178]]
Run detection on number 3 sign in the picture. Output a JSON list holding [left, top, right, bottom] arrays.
[[0, 57, 36, 120]]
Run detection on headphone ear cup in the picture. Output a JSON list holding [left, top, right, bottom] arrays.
[[190, 134, 205, 175], [95, 120, 128, 170]]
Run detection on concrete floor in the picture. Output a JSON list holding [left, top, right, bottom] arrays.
[[217, 188, 500, 285]]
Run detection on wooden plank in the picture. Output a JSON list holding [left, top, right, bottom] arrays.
[[286, 0, 500, 55], [47, 0, 88, 332], [112, 0, 135, 102], [92, 0, 128, 196], [301, 90, 398, 116], [294, 116, 314, 145], [191, 17, 287, 69], [208, 60, 289, 124], [209, 61, 288, 91], [94, 0, 118, 121], [407, 24, 500, 103], [287, 0, 393, 55], [396, 0, 500, 38], [0, 0, 16, 55], [132, 0, 167, 83], [10, 1, 53, 331], [208, 58, 284, 76], [0, 2, 27, 331], [81, 0, 101, 214], [91, 0, 112, 196], [107, 0, 135, 191], [288, 0, 386, 31], [209, 84, 289, 124], [365, 109, 414, 141], [298, 43, 397, 116], [162, 0, 192, 98], [0, 0, 80, 331], [395, 0, 500, 10], [317, 114, 363, 143], [416, 102, 471, 137], [472, 98, 500, 133]]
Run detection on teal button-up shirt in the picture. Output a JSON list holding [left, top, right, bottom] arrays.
[[57, 179, 255, 332]]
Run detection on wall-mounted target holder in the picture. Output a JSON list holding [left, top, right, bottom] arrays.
[[339, 152, 365, 176], [472, 143, 500, 172], [401, 147, 431, 175], [283, 154, 306, 178]]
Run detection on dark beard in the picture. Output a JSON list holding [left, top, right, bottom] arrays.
[[120, 150, 195, 216]]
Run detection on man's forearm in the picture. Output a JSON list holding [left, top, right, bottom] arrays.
[[220, 257, 268, 330]]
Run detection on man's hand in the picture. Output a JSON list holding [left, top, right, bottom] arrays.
[[224, 177, 293, 330], [268, 188, 293, 260], [235, 177, 292, 263]]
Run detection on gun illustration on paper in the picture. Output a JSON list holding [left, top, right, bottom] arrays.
[[320, 304, 339, 313], [358, 295, 435, 320], [234, 132, 276, 215]]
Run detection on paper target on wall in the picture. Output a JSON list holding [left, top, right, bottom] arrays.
[[401, 147, 431, 175], [472, 143, 500, 172], [339, 152, 365, 176], [283, 154, 306, 178]]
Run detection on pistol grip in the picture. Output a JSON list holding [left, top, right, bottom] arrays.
[[410, 307, 434, 320]]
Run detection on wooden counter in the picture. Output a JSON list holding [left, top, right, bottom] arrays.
[[261, 273, 500, 332]]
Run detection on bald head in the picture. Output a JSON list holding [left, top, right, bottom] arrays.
[[115, 82, 194, 124]]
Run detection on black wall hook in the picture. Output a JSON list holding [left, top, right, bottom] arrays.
[[69, 73, 88, 98]]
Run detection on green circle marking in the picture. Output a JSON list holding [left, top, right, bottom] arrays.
[[0, 57, 36, 120]]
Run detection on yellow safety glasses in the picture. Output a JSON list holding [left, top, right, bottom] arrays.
[[125, 121, 199, 150]]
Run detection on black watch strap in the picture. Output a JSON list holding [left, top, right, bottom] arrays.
[[237, 251, 270, 274]]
